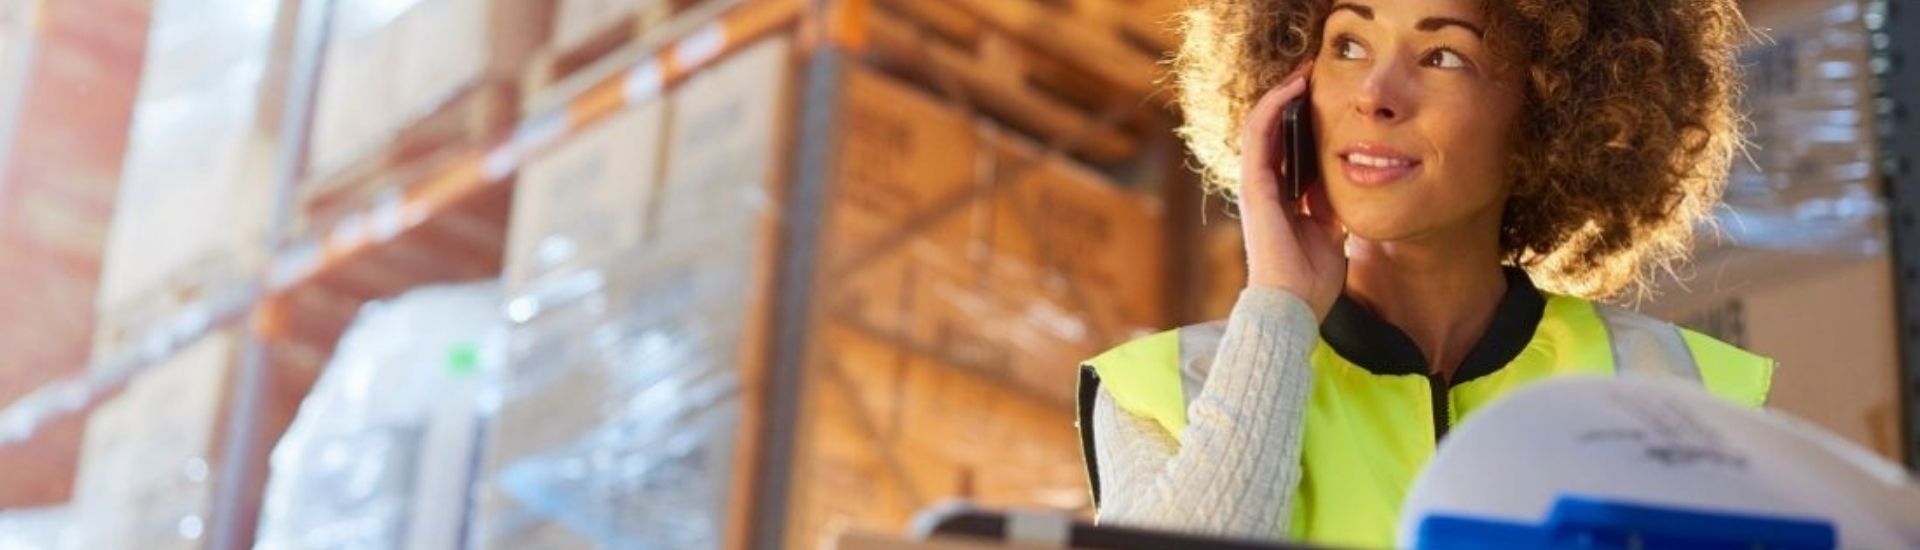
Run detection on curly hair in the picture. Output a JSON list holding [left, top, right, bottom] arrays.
[[1172, 0, 1749, 300]]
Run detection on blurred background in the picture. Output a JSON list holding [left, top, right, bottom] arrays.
[[0, 0, 1909, 548]]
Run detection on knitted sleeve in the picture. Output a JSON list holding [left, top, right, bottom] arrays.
[[1091, 287, 1317, 539]]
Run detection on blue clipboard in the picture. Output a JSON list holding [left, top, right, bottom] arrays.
[[1413, 496, 1838, 550]]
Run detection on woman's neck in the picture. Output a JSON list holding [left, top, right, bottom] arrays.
[[1343, 233, 1508, 382]]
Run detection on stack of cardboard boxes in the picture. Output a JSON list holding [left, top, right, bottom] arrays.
[[76, 0, 552, 546], [474, 34, 791, 549], [785, 63, 1167, 547], [74, 334, 238, 550], [0, 0, 146, 510], [473, 0, 1183, 545], [301, 0, 551, 235], [73, 0, 295, 546]]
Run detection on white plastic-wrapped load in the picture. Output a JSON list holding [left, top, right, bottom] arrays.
[[0, 505, 76, 550], [468, 36, 791, 550], [254, 282, 505, 550]]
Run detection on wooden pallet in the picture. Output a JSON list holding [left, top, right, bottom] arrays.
[[521, 0, 752, 114], [811, 63, 1169, 409], [296, 80, 519, 239], [879, 0, 1181, 99], [90, 252, 260, 367], [266, 178, 513, 362], [786, 322, 1088, 548], [520, 0, 1182, 166], [528, 0, 717, 89], [849, 0, 1177, 167]]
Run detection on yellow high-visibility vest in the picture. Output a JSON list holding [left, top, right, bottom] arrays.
[[1077, 268, 1773, 549]]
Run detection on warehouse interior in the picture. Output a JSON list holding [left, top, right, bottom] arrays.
[[0, 0, 1912, 548]]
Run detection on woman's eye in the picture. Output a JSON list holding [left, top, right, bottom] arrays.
[[1424, 49, 1468, 69], [1333, 37, 1369, 60]]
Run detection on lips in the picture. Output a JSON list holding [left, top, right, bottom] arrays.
[[1336, 143, 1423, 186]]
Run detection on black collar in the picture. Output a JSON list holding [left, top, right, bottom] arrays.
[[1319, 267, 1546, 386]]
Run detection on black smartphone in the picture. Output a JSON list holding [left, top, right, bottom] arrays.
[[1280, 95, 1319, 201]]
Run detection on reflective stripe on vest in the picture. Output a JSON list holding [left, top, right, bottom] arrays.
[[1077, 293, 1775, 548], [1595, 303, 1702, 381]]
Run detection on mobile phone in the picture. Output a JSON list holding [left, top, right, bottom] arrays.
[[1280, 95, 1319, 201]]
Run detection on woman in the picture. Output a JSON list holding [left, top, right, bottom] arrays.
[[1074, 0, 1773, 547]]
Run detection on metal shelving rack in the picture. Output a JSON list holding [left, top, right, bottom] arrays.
[[1868, 0, 1920, 471]]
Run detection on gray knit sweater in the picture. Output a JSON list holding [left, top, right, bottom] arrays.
[[1092, 287, 1318, 540]]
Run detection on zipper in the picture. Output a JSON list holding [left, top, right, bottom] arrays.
[[1427, 372, 1451, 442]]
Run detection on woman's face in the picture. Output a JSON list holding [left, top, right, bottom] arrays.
[[1309, 0, 1525, 244]]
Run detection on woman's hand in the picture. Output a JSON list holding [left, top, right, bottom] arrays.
[[1238, 62, 1347, 321]]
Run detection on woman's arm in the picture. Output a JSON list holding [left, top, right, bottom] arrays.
[[1092, 286, 1317, 539]]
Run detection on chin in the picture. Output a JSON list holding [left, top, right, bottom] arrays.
[[1326, 186, 1432, 242], [1337, 210, 1428, 243]]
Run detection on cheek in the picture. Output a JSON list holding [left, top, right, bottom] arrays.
[[1307, 77, 1356, 132], [1429, 96, 1522, 194]]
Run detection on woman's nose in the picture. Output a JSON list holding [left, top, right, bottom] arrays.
[[1352, 65, 1411, 123]]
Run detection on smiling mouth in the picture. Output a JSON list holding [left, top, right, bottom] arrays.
[[1336, 151, 1424, 185], [1340, 152, 1420, 168]]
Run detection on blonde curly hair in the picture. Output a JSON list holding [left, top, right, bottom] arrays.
[[1173, 0, 1749, 299]]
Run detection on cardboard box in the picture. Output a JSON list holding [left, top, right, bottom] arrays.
[[503, 97, 666, 293], [477, 235, 770, 549], [392, 0, 548, 120], [822, 65, 1166, 407], [477, 358, 743, 550], [653, 35, 795, 235], [1668, 258, 1905, 462], [491, 31, 793, 473], [552, 0, 644, 55], [474, 37, 793, 550], [93, 0, 288, 365], [72, 332, 238, 550], [480, 36, 1153, 548], [0, 0, 151, 508], [793, 68, 1162, 547], [307, 0, 402, 178], [788, 323, 1089, 548], [309, 0, 550, 180]]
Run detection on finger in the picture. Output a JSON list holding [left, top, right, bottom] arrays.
[[1238, 84, 1304, 203], [1238, 64, 1315, 195], [1304, 184, 1337, 226], [1237, 85, 1307, 205], [1293, 189, 1344, 264], [1239, 77, 1308, 162], [1296, 206, 1350, 268]]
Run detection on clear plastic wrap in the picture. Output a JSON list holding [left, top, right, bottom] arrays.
[[95, 0, 281, 362], [0, 506, 76, 550], [477, 226, 759, 549], [309, 0, 547, 180], [472, 38, 788, 549], [1716, 0, 1884, 255], [476, 36, 1130, 548], [253, 282, 505, 550], [72, 332, 236, 550]]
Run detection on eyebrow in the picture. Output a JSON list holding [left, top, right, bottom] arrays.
[[1417, 17, 1485, 37], [1328, 2, 1486, 38], [1329, 2, 1373, 20]]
